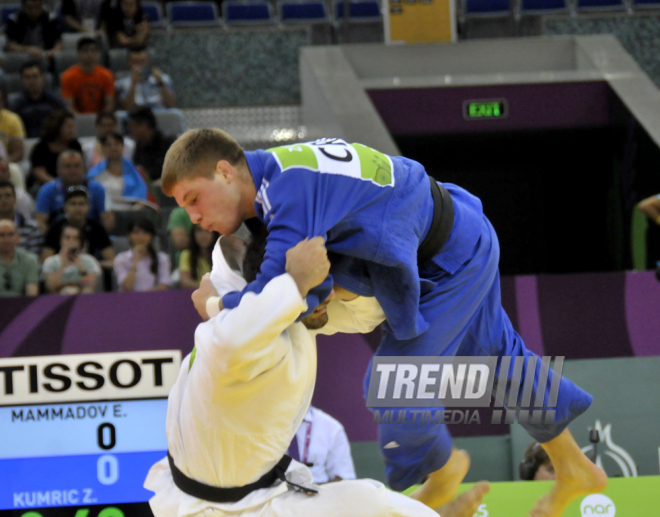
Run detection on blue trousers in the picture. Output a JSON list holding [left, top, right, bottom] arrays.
[[364, 215, 593, 491]]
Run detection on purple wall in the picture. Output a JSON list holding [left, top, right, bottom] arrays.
[[1, 270, 659, 440], [367, 82, 612, 135]]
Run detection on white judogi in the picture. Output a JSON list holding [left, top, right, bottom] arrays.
[[144, 238, 437, 517]]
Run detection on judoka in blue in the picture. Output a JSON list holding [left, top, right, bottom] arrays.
[[180, 138, 593, 491]]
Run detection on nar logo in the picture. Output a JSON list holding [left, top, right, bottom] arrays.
[[580, 494, 616, 516]]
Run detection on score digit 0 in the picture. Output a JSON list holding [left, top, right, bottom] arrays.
[[97, 423, 118, 486], [97, 423, 116, 450]]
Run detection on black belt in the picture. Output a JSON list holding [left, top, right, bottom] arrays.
[[167, 452, 317, 503], [417, 176, 455, 264]]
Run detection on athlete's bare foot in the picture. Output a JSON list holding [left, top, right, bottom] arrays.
[[435, 481, 490, 517], [409, 449, 470, 509], [529, 430, 607, 517]]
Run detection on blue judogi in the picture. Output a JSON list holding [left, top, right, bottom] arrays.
[[222, 139, 592, 490]]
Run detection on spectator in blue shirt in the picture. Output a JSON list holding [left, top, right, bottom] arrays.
[[34, 149, 107, 234]]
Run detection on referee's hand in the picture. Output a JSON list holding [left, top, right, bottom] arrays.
[[285, 237, 330, 298]]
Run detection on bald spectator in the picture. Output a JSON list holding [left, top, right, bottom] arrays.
[[10, 61, 67, 139], [0, 181, 42, 255], [34, 150, 106, 234], [61, 38, 115, 115], [5, 0, 63, 59], [0, 220, 39, 297]]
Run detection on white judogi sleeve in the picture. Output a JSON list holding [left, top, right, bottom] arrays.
[[314, 296, 386, 336]]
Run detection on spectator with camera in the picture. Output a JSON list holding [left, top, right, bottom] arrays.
[[116, 45, 176, 111], [43, 222, 101, 294], [113, 217, 170, 291], [41, 187, 113, 269], [0, 219, 39, 297]]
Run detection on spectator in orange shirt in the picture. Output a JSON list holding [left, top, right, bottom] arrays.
[[61, 37, 115, 114]]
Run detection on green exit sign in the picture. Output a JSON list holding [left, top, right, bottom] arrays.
[[463, 99, 508, 120]]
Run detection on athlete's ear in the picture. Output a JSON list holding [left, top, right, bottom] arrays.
[[215, 160, 234, 182]]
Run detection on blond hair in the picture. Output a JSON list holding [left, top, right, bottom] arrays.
[[161, 128, 246, 196]]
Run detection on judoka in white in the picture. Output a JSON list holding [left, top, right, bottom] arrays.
[[144, 236, 488, 517]]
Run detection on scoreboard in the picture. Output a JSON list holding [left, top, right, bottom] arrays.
[[0, 351, 181, 517]]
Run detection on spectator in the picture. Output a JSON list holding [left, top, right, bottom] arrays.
[[61, 38, 115, 115], [0, 92, 26, 163], [5, 0, 63, 59], [87, 132, 156, 233], [116, 45, 176, 111], [105, 0, 149, 49], [34, 149, 106, 233], [167, 206, 192, 262], [61, 0, 102, 32], [29, 110, 82, 190], [128, 106, 174, 185], [10, 61, 67, 139], [520, 442, 556, 481], [179, 225, 218, 289], [288, 406, 357, 484], [95, 0, 119, 35], [638, 193, 660, 227], [41, 186, 113, 269], [0, 219, 39, 296], [43, 222, 101, 294], [0, 181, 42, 255], [87, 131, 147, 209], [0, 153, 34, 219], [83, 111, 135, 168], [113, 217, 170, 291]]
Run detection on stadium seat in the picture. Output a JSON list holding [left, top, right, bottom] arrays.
[[279, 0, 328, 23], [108, 48, 129, 73], [334, 0, 381, 21], [142, 1, 165, 27], [154, 110, 187, 135], [577, 0, 623, 9], [633, 0, 660, 6], [3, 72, 54, 95], [167, 1, 220, 26], [1, 52, 46, 74], [520, 0, 567, 12], [465, 0, 510, 15], [75, 114, 98, 138], [54, 50, 78, 76], [1, 4, 19, 27], [223, 0, 273, 25]]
